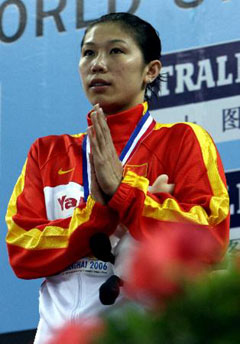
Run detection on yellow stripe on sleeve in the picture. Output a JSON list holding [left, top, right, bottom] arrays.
[[182, 122, 229, 225], [122, 170, 212, 225], [123, 120, 229, 226], [143, 195, 209, 224], [6, 200, 95, 250], [6, 159, 96, 250]]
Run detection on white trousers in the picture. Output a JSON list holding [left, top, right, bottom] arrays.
[[34, 259, 120, 344]]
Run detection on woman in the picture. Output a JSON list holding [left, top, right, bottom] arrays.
[[6, 12, 229, 344]]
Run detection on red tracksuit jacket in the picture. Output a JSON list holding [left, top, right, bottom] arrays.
[[6, 103, 230, 279]]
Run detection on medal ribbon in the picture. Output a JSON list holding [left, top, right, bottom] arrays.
[[82, 110, 155, 201]]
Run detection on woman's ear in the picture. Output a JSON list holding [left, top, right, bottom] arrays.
[[143, 60, 162, 85]]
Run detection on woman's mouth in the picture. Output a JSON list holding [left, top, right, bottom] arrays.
[[89, 79, 111, 91]]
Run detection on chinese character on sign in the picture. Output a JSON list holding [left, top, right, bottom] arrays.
[[184, 115, 197, 124], [223, 107, 240, 131]]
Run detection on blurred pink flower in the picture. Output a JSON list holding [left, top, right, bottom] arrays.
[[47, 318, 104, 344], [125, 225, 223, 307]]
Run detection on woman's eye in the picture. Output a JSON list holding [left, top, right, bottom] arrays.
[[110, 48, 123, 54], [83, 50, 94, 57]]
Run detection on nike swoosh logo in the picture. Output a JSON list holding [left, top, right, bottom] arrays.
[[58, 168, 75, 175]]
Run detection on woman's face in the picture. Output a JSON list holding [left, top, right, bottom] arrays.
[[79, 23, 149, 114]]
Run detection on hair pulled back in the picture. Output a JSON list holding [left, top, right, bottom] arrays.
[[81, 12, 162, 100]]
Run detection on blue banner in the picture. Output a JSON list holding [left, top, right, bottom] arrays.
[[149, 40, 240, 109]]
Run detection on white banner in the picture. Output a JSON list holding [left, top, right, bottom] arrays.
[[152, 95, 240, 143]]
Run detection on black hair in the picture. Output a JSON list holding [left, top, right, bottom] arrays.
[[81, 12, 163, 101]]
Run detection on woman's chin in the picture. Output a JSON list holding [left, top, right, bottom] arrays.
[[89, 95, 133, 115], [89, 99, 119, 115]]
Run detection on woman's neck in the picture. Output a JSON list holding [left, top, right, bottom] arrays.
[[98, 98, 145, 116]]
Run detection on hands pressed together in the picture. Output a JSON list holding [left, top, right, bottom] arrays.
[[88, 104, 123, 204], [88, 104, 175, 205]]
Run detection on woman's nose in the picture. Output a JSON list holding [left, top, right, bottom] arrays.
[[90, 55, 107, 73]]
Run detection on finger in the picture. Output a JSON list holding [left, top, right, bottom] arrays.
[[94, 105, 119, 163], [91, 109, 106, 150], [157, 174, 169, 184], [95, 105, 108, 134], [95, 108, 122, 177], [88, 126, 101, 157], [95, 105, 115, 153], [89, 153, 106, 205], [92, 107, 120, 176], [89, 153, 98, 192], [149, 174, 167, 193], [151, 174, 168, 189], [89, 152, 94, 174], [149, 173, 175, 194], [88, 126, 115, 185], [167, 184, 175, 194]]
